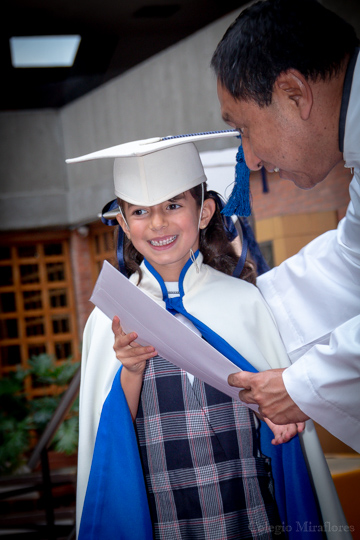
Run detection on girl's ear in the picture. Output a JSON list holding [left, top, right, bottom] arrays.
[[116, 213, 131, 238], [200, 198, 216, 229]]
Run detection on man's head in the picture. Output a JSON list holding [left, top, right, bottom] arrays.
[[211, 0, 359, 189], [211, 0, 358, 107]]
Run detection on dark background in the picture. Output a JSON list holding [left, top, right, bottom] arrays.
[[2, 0, 247, 111]]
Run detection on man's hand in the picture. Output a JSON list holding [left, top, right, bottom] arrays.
[[228, 368, 309, 425]]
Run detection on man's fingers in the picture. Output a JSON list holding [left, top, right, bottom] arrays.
[[228, 371, 252, 388], [257, 406, 267, 419], [238, 388, 257, 405], [228, 371, 258, 406]]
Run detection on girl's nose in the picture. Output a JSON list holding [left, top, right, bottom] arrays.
[[241, 138, 262, 171], [150, 210, 167, 230]]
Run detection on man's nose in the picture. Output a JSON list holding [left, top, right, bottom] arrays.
[[241, 138, 262, 171]]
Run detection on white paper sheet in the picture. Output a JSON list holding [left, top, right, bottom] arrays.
[[90, 261, 256, 407]]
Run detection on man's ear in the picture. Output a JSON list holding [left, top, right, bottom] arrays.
[[116, 213, 130, 238], [274, 69, 313, 120], [200, 198, 216, 229]]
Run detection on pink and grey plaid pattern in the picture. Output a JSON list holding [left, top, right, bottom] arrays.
[[135, 356, 283, 540]]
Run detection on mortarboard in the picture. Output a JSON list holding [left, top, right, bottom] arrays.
[[66, 130, 251, 216]]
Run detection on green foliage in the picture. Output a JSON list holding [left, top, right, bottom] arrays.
[[0, 417, 31, 475], [0, 354, 80, 476], [27, 354, 79, 386], [53, 414, 79, 454]]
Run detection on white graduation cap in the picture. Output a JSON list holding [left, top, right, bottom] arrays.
[[66, 130, 240, 207]]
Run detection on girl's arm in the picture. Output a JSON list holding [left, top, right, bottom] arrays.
[[112, 316, 157, 420]]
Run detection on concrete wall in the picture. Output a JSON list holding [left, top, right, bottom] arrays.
[[0, 7, 244, 232], [0, 110, 69, 229], [0, 0, 359, 231]]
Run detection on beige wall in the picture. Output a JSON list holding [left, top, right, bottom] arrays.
[[256, 211, 339, 266]]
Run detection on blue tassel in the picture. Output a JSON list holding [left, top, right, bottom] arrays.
[[222, 142, 251, 217], [261, 166, 269, 193]]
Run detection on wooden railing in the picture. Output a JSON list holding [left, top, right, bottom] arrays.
[[0, 367, 81, 539]]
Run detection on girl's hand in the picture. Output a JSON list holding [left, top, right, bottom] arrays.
[[263, 416, 306, 445], [112, 316, 157, 376], [112, 316, 157, 420]]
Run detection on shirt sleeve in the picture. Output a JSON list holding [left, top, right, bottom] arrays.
[[282, 315, 360, 452], [257, 171, 360, 452]]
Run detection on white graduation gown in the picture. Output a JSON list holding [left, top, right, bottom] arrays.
[[77, 254, 348, 538], [257, 53, 360, 452]]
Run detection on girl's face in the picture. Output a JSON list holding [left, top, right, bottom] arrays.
[[117, 190, 215, 282]]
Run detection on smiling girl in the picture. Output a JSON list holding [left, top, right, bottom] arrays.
[[69, 134, 322, 540]]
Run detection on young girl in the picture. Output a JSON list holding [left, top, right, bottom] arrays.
[[68, 134, 323, 540]]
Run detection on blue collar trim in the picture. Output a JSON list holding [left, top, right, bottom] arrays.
[[179, 250, 199, 296], [144, 259, 168, 300], [143, 250, 200, 300]]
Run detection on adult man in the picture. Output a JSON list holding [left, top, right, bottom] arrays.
[[211, 0, 360, 451]]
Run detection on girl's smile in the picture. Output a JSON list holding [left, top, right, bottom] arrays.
[[149, 235, 178, 248]]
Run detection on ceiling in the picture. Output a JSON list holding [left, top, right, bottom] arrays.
[[2, 0, 246, 112]]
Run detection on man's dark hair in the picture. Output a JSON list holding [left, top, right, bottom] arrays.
[[211, 0, 359, 106]]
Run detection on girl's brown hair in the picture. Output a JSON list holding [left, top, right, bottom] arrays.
[[117, 183, 257, 285]]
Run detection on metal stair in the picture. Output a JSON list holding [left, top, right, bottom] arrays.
[[0, 369, 80, 539]]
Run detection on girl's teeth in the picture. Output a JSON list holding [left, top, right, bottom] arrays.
[[150, 236, 176, 246]]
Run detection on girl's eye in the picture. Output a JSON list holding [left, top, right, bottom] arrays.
[[132, 208, 147, 216], [167, 203, 181, 210]]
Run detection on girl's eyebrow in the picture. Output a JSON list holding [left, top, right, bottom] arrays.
[[169, 193, 185, 202], [126, 193, 185, 210], [126, 203, 145, 210]]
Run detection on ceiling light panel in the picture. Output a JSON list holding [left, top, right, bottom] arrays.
[[10, 35, 81, 68]]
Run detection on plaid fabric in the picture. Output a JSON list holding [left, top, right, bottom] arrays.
[[135, 356, 284, 540]]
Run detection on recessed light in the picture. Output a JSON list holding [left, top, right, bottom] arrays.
[[10, 35, 81, 68]]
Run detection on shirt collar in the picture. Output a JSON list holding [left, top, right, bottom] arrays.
[[339, 47, 360, 153]]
